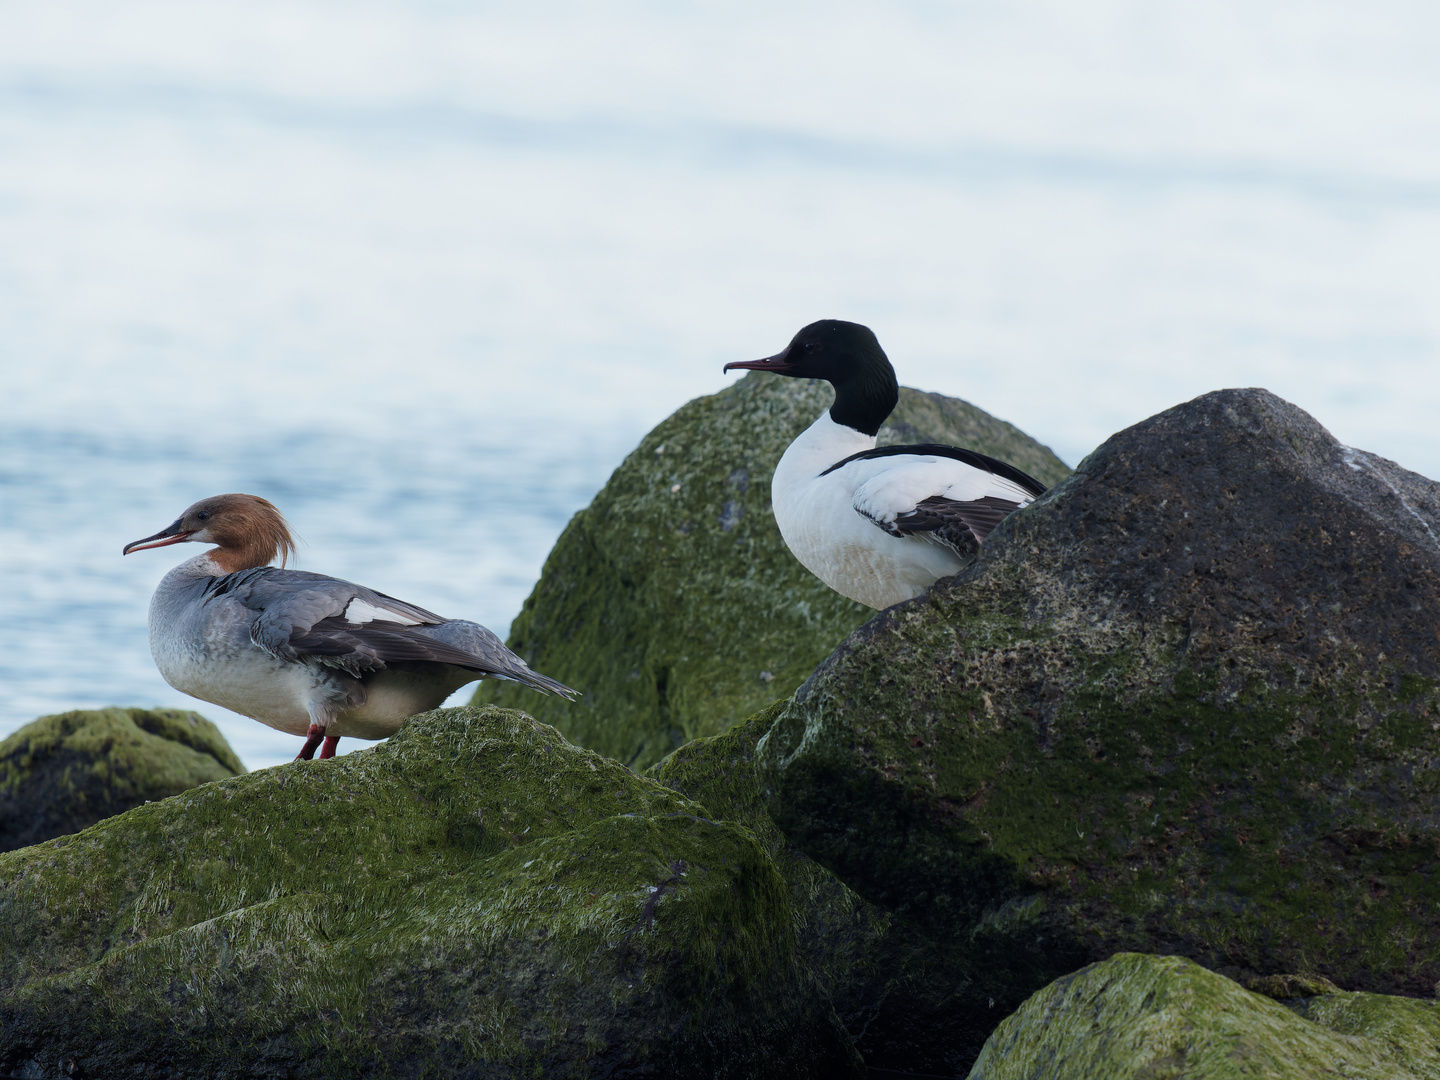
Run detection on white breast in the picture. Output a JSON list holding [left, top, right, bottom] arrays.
[[770, 412, 1024, 610], [151, 620, 317, 737]]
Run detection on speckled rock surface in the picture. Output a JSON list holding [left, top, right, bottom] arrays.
[[0, 707, 244, 853], [474, 372, 1068, 770], [0, 705, 862, 1080], [758, 388, 1440, 1000], [968, 953, 1440, 1079]]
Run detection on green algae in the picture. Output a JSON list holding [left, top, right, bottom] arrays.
[[0, 705, 861, 1079], [646, 701, 785, 825], [1248, 972, 1341, 999], [968, 953, 1440, 1079], [473, 373, 1069, 770], [0, 707, 244, 852], [1290, 990, 1440, 1073], [646, 702, 1067, 1074], [647, 702, 902, 1038]]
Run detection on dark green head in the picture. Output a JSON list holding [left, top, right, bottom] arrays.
[[724, 319, 900, 436]]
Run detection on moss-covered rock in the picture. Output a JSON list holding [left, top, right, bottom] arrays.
[[0, 705, 862, 1080], [968, 953, 1440, 1079], [0, 707, 244, 853], [648, 703, 999, 1075], [1248, 972, 1341, 999], [758, 389, 1440, 1003], [474, 373, 1068, 770]]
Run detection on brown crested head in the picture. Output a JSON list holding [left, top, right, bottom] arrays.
[[123, 494, 296, 573]]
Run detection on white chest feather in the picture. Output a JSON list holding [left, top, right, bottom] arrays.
[[770, 413, 990, 610]]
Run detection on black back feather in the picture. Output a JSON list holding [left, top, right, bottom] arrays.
[[822, 443, 1048, 497]]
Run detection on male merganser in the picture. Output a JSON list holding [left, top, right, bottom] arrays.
[[724, 320, 1047, 610], [123, 494, 578, 761]]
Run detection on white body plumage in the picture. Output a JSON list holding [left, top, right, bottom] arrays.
[[771, 413, 1038, 609]]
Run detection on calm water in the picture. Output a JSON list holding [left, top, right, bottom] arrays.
[[3, 2, 1439, 767]]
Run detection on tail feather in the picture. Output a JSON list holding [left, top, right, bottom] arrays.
[[497, 664, 581, 701], [415, 620, 581, 702]]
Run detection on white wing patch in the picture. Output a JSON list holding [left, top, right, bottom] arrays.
[[344, 598, 424, 626], [850, 457, 1034, 524]]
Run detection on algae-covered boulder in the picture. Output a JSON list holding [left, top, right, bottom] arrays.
[[476, 372, 1068, 769], [968, 953, 1440, 1079], [758, 388, 1440, 998], [648, 704, 999, 1075], [0, 705, 862, 1080], [0, 707, 244, 853]]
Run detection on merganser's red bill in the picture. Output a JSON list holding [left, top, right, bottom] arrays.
[[723, 348, 796, 374], [122, 521, 192, 555]]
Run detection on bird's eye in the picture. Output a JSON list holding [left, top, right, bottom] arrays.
[[196, 511, 211, 521], [803, 341, 820, 354]]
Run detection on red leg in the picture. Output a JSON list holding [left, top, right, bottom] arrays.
[[295, 724, 325, 761], [319, 735, 340, 759]]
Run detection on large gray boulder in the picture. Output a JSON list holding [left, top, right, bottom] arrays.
[[0, 706, 862, 1079], [474, 372, 1068, 770], [758, 388, 1440, 1002], [0, 707, 244, 852]]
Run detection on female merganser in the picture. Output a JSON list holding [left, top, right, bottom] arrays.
[[724, 319, 1047, 610], [123, 494, 578, 761]]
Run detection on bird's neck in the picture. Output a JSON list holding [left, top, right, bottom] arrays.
[[779, 411, 877, 482], [209, 543, 275, 574], [160, 552, 232, 584], [827, 368, 898, 437]]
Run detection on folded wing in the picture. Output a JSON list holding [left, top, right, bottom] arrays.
[[847, 447, 1046, 555], [209, 567, 578, 698]]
